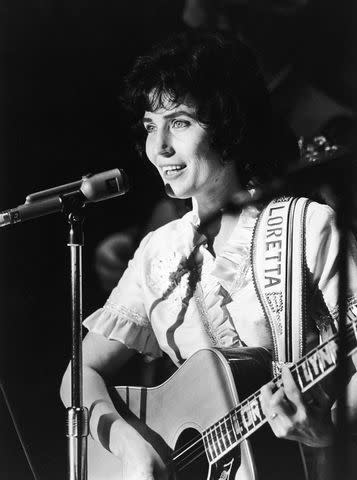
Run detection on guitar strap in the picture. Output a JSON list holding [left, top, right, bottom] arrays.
[[251, 197, 310, 376]]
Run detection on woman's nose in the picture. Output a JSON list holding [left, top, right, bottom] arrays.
[[156, 129, 174, 157]]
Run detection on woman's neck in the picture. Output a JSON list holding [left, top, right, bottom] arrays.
[[192, 164, 241, 224], [191, 165, 242, 252], [193, 200, 240, 257]]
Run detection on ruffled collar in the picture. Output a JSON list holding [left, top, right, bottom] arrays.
[[180, 201, 262, 293], [211, 205, 261, 292], [181, 198, 200, 229]]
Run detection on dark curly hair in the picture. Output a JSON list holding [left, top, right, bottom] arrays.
[[122, 31, 298, 188]]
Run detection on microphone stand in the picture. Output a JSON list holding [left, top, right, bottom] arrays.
[[0, 169, 129, 479], [64, 195, 88, 480]]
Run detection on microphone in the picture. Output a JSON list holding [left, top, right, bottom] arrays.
[[0, 168, 129, 227]]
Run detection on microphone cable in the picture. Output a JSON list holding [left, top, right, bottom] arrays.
[[0, 379, 40, 480]]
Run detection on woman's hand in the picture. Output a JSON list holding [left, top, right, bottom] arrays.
[[110, 420, 169, 480], [261, 365, 334, 447]]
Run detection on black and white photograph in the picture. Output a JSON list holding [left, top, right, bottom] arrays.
[[1, 1, 357, 479]]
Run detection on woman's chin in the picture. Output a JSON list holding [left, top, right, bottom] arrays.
[[164, 183, 191, 199]]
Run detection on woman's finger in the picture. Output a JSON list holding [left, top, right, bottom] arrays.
[[281, 365, 304, 410]]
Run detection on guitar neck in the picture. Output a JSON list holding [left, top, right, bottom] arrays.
[[202, 320, 357, 463]]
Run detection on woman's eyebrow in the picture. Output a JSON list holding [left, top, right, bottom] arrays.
[[142, 110, 196, 123]]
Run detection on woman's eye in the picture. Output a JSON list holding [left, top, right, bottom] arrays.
[[172, 119, 190, 129], [144, 124, 155, 133]]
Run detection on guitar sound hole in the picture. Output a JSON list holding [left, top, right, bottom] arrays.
[[174, 428, 209, 480]]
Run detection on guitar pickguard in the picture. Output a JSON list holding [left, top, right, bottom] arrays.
[[213, 453, 239, 480]]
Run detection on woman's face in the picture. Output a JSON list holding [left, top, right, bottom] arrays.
[[143, 99, 231, 201]]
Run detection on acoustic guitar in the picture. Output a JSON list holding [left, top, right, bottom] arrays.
[[88, 319, 357, 480]]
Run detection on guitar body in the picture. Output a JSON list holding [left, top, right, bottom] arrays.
[[88, 348, 307, 480]]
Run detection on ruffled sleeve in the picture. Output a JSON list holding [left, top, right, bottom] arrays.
[[306, 202, 357, 335], [83, 233, 163, 359]]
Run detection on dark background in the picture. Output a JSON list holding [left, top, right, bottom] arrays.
[[0, 1, 356, 479]]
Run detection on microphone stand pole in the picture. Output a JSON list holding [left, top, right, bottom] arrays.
[[65, 200, 88, 480], [0, 169, 128, 479]]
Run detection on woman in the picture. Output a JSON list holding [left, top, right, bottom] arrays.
[[60, 32, 357, 480]]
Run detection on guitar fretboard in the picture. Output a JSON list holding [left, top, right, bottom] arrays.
[[202, 319, 357, 463]]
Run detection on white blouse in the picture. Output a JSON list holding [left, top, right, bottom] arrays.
[[84, 200, 357, 367]]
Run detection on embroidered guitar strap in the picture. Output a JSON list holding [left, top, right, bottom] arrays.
[[251, 197, 310, 376]]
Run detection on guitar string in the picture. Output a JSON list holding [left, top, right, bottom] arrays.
[[171, 412, 243, 469], [172, 430, 234, 472], [171, 380, 267, 466], [175, 446, 208, 472], [171, 419, 236, 469], [170, 324, 357, 471]]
